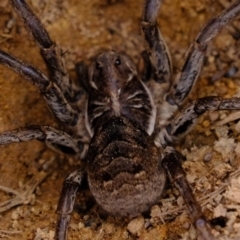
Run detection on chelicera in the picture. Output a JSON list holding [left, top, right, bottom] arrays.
[[0, 0, 240, 239]]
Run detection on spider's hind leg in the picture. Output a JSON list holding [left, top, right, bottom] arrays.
[[56, 169, 84, 240], [162, 147, 215, 240]]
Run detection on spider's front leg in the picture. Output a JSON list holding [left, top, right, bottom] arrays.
[[166, 0, 240, 106], [152, 0, 240, 145], [141, 0, 172, 90], [0, 0, 86, 133], [10, 0, 80, 101], [162, 147, 215, 240], [143, 0, 240, 134]]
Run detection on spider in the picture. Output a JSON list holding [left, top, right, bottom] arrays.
[[0, 0, 240, 239]]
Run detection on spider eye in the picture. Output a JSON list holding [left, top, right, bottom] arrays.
[[115, 58, 121, 66]]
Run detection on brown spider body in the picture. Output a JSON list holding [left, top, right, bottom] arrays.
[[82, 51, 166, 216], [0, 0, 240, 240]]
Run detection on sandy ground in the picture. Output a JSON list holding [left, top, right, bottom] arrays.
[[0, 0, 240, 239]]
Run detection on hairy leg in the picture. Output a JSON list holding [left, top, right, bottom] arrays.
[[0, 125, 88, 157], [141, 0, 176, 129], [10, 0, 81, 101], [156, 96, 240, 146], [166, 0, 240, 107], [56, 170, 84, 240], [0, 48, 78, 127], [162, 147, 215, 240], [0, 0, 89, 133], [141, 0, 172, 84]]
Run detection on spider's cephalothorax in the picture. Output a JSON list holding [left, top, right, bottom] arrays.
[[1, 0, 240, 240], [86, 51, 156, 136]]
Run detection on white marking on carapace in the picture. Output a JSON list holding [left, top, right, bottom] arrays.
[[126, 90, 143, 101], [140, 80, 156, 135], [111, 90, 121, 117]]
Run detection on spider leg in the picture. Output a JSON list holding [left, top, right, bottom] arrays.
[[141, 0, 172, 84], [0, 51, 79, 127], [10, 0, 81, 101], [56, 169, 84, 240], [1, 0, 88, 133], [162, 147, 215, 240], [156, 96, 240, 145], [166, 0, 240, 107], [0, 125, 88, 157]]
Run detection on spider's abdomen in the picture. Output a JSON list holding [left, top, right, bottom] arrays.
[[87, 117, 166, 217]]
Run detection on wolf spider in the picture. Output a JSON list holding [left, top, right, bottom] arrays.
[[0, 0, 240, 239]]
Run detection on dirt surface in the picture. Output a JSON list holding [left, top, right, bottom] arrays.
[[0, 0, 240, 239]]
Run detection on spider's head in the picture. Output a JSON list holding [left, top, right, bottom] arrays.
[[86, 50, 156, 137], [88, 50, 137, 96]]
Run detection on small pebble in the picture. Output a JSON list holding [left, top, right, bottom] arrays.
[[227, 80, 235, 89], [11, 211, 19, 220], [42, 204, 50, 212], [24, 220, 32, 227], [213, 204, 227, 218], [150, 205, 161, 218], [208, 55, 215, 63], [31, 207, 40, 215], [183, 222, 190, 229], [78, 222, 84, 230], [235, 142, 240, 157], [220, 113, 227, 120], [103, 223, 115, 234], [127, 216, 144, 236], [204, 152, 213, 162], [12, 220, 20, 229], [233, 222, 240, 231], [83, 215, 89, 221], [73, 212, 80, 220], [35, 186, 42, 196], [209, 111, 219, 122], [69, 223, 78, 231], [235, 121, 240, 133], [29, 194, 36, 205], [122, 230, 129, 239], [202, 120, 210, 128]]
